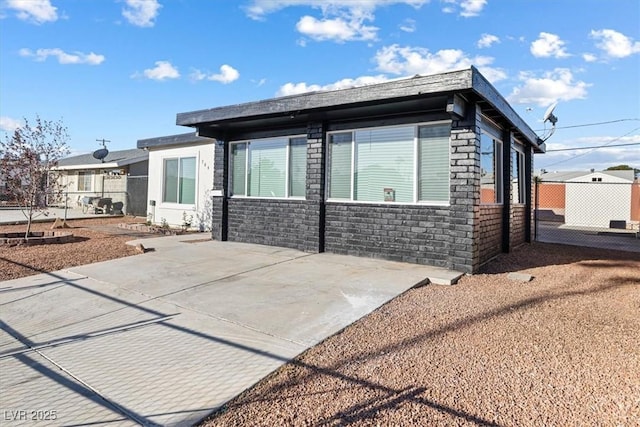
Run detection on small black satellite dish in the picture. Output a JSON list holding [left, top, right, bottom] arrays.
[[93, 148, 109, 163]]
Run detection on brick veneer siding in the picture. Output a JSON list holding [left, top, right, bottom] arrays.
[[510, 205, 527, 247], [479, 205, 503, 264], [227, 199, 319, 251], [324, 204, 451, 268]]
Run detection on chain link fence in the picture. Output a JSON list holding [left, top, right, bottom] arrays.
[[534, 180, 639, 252]]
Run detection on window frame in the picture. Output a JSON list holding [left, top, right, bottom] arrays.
[[77, 171, 93, 192], [480, 127, 504, 205], [512, 142, 526, 205], [161, 155, 198, 207], [326, 121, 451, 206], [229, 135, 307, 199]]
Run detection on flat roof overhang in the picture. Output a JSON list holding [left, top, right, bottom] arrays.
[[177, 67, 545, 153], [137, 132, 214, 150]]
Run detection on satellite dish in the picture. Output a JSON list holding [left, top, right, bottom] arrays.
[[543, 102, 558, 125], [93, 148, 109, 163], [540, 102, 559, 142]]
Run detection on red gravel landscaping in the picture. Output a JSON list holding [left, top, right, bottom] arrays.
[[201, 243, 640, 426]]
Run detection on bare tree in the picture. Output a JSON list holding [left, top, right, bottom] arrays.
[[0, 116, 70, 238]]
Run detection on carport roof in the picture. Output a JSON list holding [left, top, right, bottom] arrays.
[[176, 67, 545, 153]]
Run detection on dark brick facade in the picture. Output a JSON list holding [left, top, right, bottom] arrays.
[[227, 198, 318, 251], [208, 107, 533, 274], [510, 205, 527, 248], [479, 205, 503, 264]]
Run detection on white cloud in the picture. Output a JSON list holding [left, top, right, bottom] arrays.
[[0, 116, 22, 133], [440, 0, 486, 17], [590, 29, 640, 58], [122, 0, 161, 27], [477, 33, 499, 48], [399, 18, 416, 33], [582, 53, 597, 62], [137, 61, 180, 81], [244, 1, 426, 42], [245, 0, 427, 19], [296, 14, 377, 42], [459, 0, 486, 17], [374, 44, 507, 82], [277, 74, 389, 96], [191, 64, 240, 84], [508, 68, 590, 107], [538, 134, 640, 171], [19, 48, 105, 65], [6, 0, 57, 24], [530, 32, 570, 58]]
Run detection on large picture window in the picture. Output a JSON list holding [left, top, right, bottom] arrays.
[[230, 136, 307, 198], [328, 123, 450, 204], [163, 157, 196, 204], [480, 131, 503, 204]]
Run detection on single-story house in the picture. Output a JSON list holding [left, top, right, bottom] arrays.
[[53, 148, 149, 216], [537, 170, 639, 228], [137, 133, 215, 230], [145, 67, 546, 273]]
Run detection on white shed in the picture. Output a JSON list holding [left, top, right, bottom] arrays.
[[565, 171, 634, 228]]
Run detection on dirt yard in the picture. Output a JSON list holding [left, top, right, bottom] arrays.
[[0, 216, 150, 281], [201, 243, 640, 427]]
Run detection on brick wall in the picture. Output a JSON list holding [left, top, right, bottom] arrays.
[[479, 205, 502, 264], [324, 203, 451, 268], [510, 205, 526, 247], [227, 199, 319, 251]]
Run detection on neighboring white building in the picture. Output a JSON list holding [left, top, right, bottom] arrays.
[[565, 170, 634, 228], [539, 170, 636, 228], [137, 132, 215, 230]]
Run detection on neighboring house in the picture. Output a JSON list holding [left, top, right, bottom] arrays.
[[137, 132, 215, 230], [148, 67, 545, 273], [53, 148, 149, 216], [537, 170, 639, 228]]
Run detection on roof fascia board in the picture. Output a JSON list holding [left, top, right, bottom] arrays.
[[176, 69, 474, 126], [137, 133, 214, 149], [470, 68, 542, 151]]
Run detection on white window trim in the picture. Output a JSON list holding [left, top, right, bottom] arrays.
[[480, 125, 504, 206], [77, 170, 94, 192], [229, 134, 307, 200], [160, 153, 199, 209], [326, 120, 451, 206], [512, 142, 526, 205]]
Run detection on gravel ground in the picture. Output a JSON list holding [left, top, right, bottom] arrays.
[[0, 216, 149, 281], [202, 243, 640, 427]]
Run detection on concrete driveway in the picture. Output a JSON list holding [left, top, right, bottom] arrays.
[[0, 235, 461, 426]]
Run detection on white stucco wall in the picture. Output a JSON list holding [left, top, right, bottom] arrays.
[[147, 142, 215, 230], [565, 173, 632, 228]]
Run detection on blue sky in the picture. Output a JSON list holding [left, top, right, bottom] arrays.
[[1, 0, 639, 172]]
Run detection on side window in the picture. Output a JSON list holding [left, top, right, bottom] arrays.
[[480, 132, 503, 204]]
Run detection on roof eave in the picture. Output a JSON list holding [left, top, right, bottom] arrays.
[[137, 132, 214, 149], [176, 68, 475, 127]]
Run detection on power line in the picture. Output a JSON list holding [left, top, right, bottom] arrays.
[[542, 126, 640, 168], [546, 141, 640, 152], [534, 118, 640, 132]]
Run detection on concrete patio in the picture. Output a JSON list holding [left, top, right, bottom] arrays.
[[0, 235, 462, 426]]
